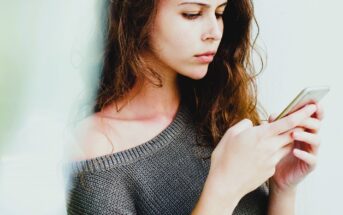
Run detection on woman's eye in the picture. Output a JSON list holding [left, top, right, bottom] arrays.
[[182, 12, 224, 20], [215, 13, 224, 19], [182, 13, 201, 20]]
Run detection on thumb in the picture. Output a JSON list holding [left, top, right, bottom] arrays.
[[268, 113, 278, 123], [227, 118, 253, 137]]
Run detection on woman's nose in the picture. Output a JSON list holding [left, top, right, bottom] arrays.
[[201, 16, 223, 41]]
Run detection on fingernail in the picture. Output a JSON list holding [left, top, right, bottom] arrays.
[[293, 149, 302, 155], [307, 104, 317, 112], [293, 131, 300, 139]]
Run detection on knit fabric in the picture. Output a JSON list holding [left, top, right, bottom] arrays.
[[65, 104, 269, 214]]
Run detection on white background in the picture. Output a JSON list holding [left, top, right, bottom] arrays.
[[0, 0, 342, 214], [255, 0, 343, 214]]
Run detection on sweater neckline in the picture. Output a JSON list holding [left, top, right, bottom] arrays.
[[69, 102, 191, 174]]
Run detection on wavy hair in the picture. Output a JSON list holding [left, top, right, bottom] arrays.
[[94, 0, 265, 151]]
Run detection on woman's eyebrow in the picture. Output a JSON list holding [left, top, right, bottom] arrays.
[[178, 1, 227, 8]]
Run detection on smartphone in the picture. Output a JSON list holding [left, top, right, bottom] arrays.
[[275, 86, 330, 120]]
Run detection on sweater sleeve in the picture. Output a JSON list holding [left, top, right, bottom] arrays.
[[66, 172, 137, 215]]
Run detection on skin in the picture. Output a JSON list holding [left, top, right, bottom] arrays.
[[147, 0, 225, 81], [193, 103, 324, 215], [269, 104, 324, 192], [106, 0, 227, 118], [73, 0, 325, 214], [74, 0, 227, 160], [267, 104, 324, 215]]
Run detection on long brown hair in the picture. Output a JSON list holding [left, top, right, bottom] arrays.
[[94, 0, 265, 150]]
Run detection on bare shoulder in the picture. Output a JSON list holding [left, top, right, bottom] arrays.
[[69, 114, 115, 161]]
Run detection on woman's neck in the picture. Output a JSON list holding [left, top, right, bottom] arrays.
[[100, 75, 181, 121]]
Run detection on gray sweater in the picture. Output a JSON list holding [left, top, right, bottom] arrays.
[[66, 104, 269, 215]]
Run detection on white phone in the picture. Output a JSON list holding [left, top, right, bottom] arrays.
[[275, 86, 330, 120]]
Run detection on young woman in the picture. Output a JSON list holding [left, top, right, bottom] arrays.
[[66, 0, 324, 214]]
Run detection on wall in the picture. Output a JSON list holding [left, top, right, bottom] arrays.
[[255, 0, 343, 214]]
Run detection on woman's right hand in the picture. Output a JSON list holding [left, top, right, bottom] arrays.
[[206, 104, 318, 202]]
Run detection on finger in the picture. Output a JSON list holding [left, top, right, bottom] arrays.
[[268, 113, 278, 123], [297, 117, 321, 133], [293, 131, 321, 146], [293, 131, 321, 154], [269, 130, 294, 150], [293, 149, 317, 170], [227, 118, 253, 137], [313, 102, 325, 121], [265, 104, 317, 136], [272, 143, 293, 164], [277, 126, 304, 137], [261, 120, 269, 125], [263, 129, 294, 157]]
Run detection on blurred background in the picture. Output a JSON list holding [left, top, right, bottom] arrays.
[[256, 0, 343, 214], [0, 0, 342, 214], [0, 1, 104, 214]]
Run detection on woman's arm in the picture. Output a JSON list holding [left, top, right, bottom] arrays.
[[267, 103, 324, 215], [191, 175, 241, 215], [267, 183, 297, 215]]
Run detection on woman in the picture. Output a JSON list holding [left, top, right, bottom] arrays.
[[66, 0, 324, 214]]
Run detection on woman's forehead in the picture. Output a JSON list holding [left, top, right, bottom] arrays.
[[159, 0, 227, 8]]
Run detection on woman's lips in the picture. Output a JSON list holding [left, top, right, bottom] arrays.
[[195, 54, 215, 63], [194, 51, 216, 63]]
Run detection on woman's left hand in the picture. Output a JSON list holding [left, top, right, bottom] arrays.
[[268, 102, 324, 193]]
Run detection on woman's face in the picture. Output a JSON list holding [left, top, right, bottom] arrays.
[[148, 0, 227, 80]]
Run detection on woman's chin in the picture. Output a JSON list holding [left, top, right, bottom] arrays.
[[188, 69, 208, 80], [181, 66, 208, 80]]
